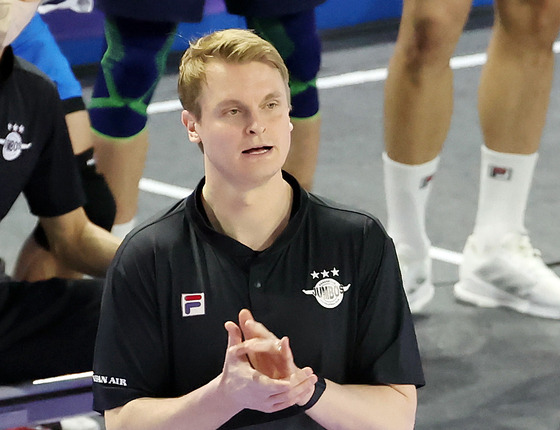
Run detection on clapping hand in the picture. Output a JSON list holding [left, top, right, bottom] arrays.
[[220, 309, 317, 413], [237, 309, 296, 379]]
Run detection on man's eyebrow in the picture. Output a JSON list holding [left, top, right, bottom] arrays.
[[263, 91, 284, 100], [214, 99, 245, 111], [215, 92, 285, 109]]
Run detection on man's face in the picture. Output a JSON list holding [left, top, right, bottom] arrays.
[[1, 0, 40, 50], [182, 59, 292, 188]]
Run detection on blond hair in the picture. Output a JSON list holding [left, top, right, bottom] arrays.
[[178, 28, 290, 119]]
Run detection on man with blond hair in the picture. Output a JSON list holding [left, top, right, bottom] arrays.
[[93, 29, 424, 430]]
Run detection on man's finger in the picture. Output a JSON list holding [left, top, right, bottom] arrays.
[[269, 368, 318, 407], [239, 309, 274, 340], [225, 320, 243, 349], [230, 337, 287, 357], [279, 336, 295, 363]]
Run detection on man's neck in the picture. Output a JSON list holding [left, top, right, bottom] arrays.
[[201, 174, 293, 251]]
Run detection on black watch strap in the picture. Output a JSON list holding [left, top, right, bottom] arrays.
[[299, 375, 326, 411]]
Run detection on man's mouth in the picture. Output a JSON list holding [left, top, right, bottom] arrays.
[[242, 146, 272, 155]]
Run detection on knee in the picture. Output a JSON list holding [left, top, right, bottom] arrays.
[[90, 44, 165, 138], [100, 44, 162, 100], [496, 0, 560, 46], [401, 12, 463, 71], [249, 11, 321, 118]]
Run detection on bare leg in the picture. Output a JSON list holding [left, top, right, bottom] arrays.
[[65, 110, 93, 154], [474, 0, 560, 240], [479, 0, 560, 155], [384, 0, 472, 164], [383, 0, 472, 310], [283, 115, 321, 190], [455, 0, 560, 319]]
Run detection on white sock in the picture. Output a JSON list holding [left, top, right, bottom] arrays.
[[473, 145, 538, 246], [111, 217, 137, 239], [383, 152, 440, 260]]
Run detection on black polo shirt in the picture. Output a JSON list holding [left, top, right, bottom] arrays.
[[0, 46, 84, 221], [0, 47, 85, 314], [93, 173, 424, 429]]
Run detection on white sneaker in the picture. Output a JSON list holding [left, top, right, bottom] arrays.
[[396, 244, 434, 313], [454, 233, 560, 320]]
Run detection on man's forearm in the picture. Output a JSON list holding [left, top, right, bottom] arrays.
[[305, 381, 417, 430], [54, 222, 119, 277], [42, 207, 120, 277], [105, 376, 241, 430], [72, 221, 120, 276]]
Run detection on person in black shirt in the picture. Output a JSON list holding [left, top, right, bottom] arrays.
[[11, 9, 116, 282], [0, 0, 120, 383], [93, 29, 424, 429]]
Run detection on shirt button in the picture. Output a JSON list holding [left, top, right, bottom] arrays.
[[254, 281, 262, 289]]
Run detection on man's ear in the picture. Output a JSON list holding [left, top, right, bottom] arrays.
[[181, 110, 201, 143]]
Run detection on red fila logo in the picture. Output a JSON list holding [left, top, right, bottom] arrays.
[[489, 165, 512, 180], [181, 293, 205, 317], [420, 174, 434, 189]]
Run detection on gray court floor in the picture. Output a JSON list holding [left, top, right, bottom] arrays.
[[1, 9, 560, 429]]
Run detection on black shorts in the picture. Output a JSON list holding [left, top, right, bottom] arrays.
[[0, 277, 103, 384]]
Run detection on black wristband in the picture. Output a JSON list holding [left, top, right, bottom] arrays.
[[298, 375, 326, 411]]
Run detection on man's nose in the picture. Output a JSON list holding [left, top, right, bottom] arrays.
[[246, 113, 266, 135]]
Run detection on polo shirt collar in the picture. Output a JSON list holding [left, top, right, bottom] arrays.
[[184, 171, 309, 261]]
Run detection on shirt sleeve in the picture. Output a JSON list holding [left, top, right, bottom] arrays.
[[92, 233, 171, 412], [351, 218, 425, 388], [23, 80, 85, 217]]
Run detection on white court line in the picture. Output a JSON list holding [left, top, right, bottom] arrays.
[[430, 246, 463, 266], [141, 43, 560, 264], [139, 178, 193, 199], [33, 371, 93, 385], [147, 99, 183, 115]]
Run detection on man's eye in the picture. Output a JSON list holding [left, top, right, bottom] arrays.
[[266, 102, 278, 109], [227, 109, 240, 116]]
